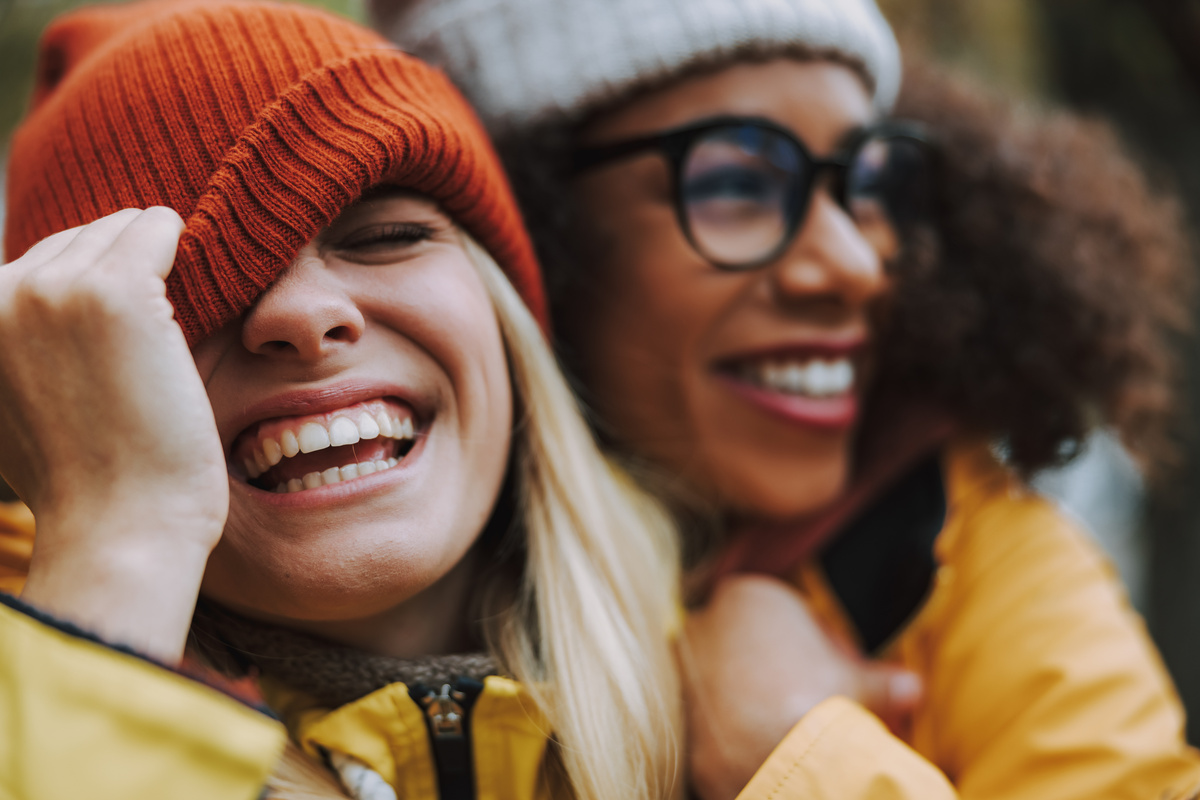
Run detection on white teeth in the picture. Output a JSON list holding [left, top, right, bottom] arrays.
[[830, 360, 853, 392], [753, 358, 855, 398], [357, 413, 380, 440], [806, 362, 828, 395], [782, 363, 805, 394], [263, 438, 283, 467], [329, 417, 360, 447], [376, 411, 395, 437], [244, 405, 417, 487], [298, 422, 331, 454], [277, 456, 404, 494]]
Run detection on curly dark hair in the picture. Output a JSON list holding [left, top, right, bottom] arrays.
[[880, 59, 1191, 474], [494, 56, 1193, 476]]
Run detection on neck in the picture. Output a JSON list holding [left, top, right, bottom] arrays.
[[279, 548, 483, 659]]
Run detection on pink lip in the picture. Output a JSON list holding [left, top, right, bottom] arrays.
[[713, 333, 868, 365], [223, 379, 433, 509], [225, 379, 428, 454], [717, 374, 859, 430]]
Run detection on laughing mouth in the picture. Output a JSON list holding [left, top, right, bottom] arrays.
[[233, 399, 418, 494], [732, 355, 856, 398]]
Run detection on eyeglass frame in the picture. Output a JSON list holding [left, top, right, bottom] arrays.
[[571, 114, 932, 271]]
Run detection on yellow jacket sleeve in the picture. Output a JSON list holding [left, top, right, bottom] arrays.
[[735, 696, 956, 799], [893, 442, 1200, 799], [0, 501, 33, 596], [0, 594, 287, 800], [738, 441, 1200, 800]]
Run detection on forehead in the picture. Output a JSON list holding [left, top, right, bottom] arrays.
[[584, 58, 875, 155]]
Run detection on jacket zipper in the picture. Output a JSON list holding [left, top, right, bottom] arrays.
[[412, 677, 484, 800]]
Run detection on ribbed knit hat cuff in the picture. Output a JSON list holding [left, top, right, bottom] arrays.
[[4, 1, 546, 343], [170, 50, 544, 343]]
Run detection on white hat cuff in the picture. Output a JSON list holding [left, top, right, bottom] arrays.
[[377, 0, 901, 131]]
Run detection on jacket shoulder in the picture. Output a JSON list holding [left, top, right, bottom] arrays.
[[0, 592, 286, 799]]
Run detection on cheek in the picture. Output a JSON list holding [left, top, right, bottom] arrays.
[[413, 269, 513, 546], [451, 312, 513, 494], [189, 323, 237, 390], [568, 205, 714, 396]]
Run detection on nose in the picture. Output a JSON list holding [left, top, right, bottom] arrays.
[[240, 252, 365, 360], [769, 192, 888, 309]]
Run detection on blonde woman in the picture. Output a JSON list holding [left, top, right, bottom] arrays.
[[0, 2, 680, 798]]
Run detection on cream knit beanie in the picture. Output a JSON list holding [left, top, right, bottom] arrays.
[[371, 0, 901, 131]]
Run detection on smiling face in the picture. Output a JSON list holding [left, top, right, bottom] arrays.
[[190, 193, 512, 631], [566, 59, 887, 521]]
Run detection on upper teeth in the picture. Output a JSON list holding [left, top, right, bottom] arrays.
[[243, 410, 414, 479], [751, 358, 854, 397]]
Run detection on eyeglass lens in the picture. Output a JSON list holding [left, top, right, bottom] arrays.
[[679, 124, 927, 268]]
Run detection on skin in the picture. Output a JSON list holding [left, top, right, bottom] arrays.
[[568, 59, 918, 799], [568, 59, 887, 522], [5, 195, 512, 664]]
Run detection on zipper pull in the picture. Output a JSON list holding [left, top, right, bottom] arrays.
[[412, 678, 485, 799], [420, 683, 467, 738]]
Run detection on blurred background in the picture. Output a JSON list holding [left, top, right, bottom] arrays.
[[2, 0, 1200, 738]]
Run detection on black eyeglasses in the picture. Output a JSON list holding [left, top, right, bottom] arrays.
[[573, 115, 932, 270]]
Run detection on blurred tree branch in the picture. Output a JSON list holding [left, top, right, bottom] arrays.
[[1139, 0, 1200, 96]]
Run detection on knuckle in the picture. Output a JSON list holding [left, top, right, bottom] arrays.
[[142, 205, 184, 227], [13, 269, 67, 309], [12, 263, 113, 319]]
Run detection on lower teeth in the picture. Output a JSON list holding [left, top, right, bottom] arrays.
[[275, 458, 401, 493]]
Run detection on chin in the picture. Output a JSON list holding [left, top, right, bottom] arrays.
[[718, 453, 852, 522], [200, 530, 456, 622]]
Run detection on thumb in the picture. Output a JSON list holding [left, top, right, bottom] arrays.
[[856, 664, 923, 730]]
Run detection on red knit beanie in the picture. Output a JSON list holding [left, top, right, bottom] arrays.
[[4, 0, 547, 343]]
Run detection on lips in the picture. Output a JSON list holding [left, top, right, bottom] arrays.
[[231, 398, 419, 493], [735, 355, 855, 398], [713, 341, 866, 430]]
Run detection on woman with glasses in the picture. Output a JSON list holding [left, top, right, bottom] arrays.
[[373, 0, 1200, 797]]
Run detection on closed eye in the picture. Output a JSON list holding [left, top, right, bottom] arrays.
[[335, 222, 436, 253]]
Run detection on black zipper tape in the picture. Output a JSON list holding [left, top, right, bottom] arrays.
[[410, 676, 485, 800]]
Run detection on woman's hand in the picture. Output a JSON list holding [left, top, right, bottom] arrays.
[[682, 574, 923, 800], [0, 208, 228, 662]]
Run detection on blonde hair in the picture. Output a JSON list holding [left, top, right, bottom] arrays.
[[267, 235, 683, 800]]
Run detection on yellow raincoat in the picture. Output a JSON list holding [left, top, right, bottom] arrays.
[[1, 439, 1198, 799], [746, 440, 1200, 799]]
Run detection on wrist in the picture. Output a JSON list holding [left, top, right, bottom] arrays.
[[22, 518, 214, 663], [37, 482, 227, 545]]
